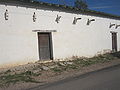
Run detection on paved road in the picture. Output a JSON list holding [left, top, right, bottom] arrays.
[[29, 65, 120, 90]]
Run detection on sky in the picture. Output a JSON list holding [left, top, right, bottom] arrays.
[[35, 0, 120, 16], [87, 0, 120, 16]]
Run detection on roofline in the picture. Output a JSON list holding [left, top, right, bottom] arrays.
[[0, 0, 120, 20]]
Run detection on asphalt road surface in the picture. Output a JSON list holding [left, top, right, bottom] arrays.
[[29, 64, 120, 90]]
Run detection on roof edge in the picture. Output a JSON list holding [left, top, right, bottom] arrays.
[[0, 0, 120, 20]]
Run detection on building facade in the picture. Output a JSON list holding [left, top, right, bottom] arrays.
[[0, 1, 120, 68]]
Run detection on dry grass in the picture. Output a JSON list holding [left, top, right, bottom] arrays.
[[0, 51, 120, 87]]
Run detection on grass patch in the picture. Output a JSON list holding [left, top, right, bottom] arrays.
[[0, 71, 40, 87], [23, 71, 41, 76], [51, 67, 62, 73], [72, 52, 120, 67], [66, 64, 78, 69], [63, 64, 78, 70], [51, 52, 120, 72]]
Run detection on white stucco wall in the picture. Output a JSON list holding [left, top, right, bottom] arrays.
[[0, 4, 120, 68]]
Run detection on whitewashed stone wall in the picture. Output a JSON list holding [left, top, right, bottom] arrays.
[[0, 4, 120, 68]]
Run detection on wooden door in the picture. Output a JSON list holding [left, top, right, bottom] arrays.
[[112, 32, 117, 52], [38, 33, 52, 60]]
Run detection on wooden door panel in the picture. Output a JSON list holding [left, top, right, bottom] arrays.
[[112, 33, 117, 52], [40, 47, 50, 60], [38, 33, 51, 60]]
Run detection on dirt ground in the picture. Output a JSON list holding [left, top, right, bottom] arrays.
[[0, 59, 120, 90]]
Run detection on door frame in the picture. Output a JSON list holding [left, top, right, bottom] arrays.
[[38, 32, 53, 60]]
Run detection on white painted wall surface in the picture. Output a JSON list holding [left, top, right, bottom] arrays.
[[0, 4, 120, 68]]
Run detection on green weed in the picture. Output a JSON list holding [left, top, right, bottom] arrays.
[[0, 71, 40, 87]]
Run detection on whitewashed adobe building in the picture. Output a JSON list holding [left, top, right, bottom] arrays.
[[0, 0, 120, 68]]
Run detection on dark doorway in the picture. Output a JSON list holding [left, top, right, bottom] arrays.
[[38, 33, 53, 60], [111, 32, 117, 52]]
